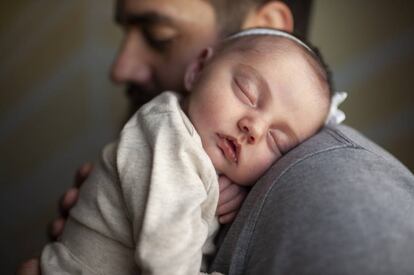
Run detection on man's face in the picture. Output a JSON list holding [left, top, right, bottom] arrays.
[[186, 42, 328, 185], [111, 0, 218, 110]]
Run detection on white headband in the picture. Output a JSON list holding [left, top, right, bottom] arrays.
[[226, 27, 348, 126], [226, 28, 314, 54]]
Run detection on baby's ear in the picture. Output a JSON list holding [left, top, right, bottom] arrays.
[[184, 47, 214, 92]]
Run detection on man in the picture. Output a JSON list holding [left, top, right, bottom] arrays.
[[18, 0, 414, 274]]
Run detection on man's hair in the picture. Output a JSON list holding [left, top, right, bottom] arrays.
[[208, 0, 313, 39]]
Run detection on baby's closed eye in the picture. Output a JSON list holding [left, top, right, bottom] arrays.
[[268, 129, 292, 155], [234, 76, 257, 107]]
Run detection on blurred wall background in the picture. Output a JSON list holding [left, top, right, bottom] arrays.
[[311, 1, 414, 168], [0, 1, 125, 273], [1, 0, 413, 273]]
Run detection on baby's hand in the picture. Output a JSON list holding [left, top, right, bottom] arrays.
[[216, 176, 249, 224]]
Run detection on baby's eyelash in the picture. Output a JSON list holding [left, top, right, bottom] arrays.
[[268, 131, 282, 155], [235, 78, 256, 107]]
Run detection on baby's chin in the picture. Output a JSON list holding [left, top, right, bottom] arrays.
[[233, 166, 273, 186], [220, 171, 257, 187]]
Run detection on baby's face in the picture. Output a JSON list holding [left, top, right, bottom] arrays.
[[186, 43, 328, 185]]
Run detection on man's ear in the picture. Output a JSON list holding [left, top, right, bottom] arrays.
[[241, 1, 294, 33], [184, 47, 214, 91]]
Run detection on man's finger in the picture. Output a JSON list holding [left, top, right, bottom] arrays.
[[60, 188, 79, 211], [75, 162, 94, 187], [16, 258, 40, 275], [51, 217, 66, 237], [48, 217, 65, 241], [59, 187, 79, 217]]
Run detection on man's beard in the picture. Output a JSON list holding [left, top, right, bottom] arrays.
[[122, 84, 162, 125]]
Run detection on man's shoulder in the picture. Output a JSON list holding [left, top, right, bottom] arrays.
[[286, 124, 401, 164], [211, 125, 414, 275], [248, 124, 414, 229], [267, 124, 412, 179]]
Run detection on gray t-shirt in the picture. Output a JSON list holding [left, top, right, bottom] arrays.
[[210, 125, 414, 275]]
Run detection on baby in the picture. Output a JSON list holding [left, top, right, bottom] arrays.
[[41, 28, 336, 275]]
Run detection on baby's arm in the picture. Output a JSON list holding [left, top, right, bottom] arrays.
[[49, 162, 94, 240], [41, 142, 137, 275], [48, 163, 245, 243], [119, 110, 221, 275], [50, 168, 245, 239]]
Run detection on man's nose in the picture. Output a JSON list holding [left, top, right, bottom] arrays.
[[238, 116, 266, 144], [110, 30, 153, 85]]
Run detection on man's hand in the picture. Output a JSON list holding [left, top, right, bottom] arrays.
[[16, 163, 94, 274], [16, 258, 40, 275], [216, 176, 249, 224], [49, 162, 94, 240]]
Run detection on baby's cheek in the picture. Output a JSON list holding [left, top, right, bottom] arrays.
[[260, 154, 277, 172], [245, 153, 277, 184]]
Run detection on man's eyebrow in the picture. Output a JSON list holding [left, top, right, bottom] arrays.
[[115, 11, 174, 26]]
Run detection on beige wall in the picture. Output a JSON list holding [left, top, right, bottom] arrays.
[[1, 1, 413, 273], [310, 0, 414, 169], [0, 1, 125, 272]]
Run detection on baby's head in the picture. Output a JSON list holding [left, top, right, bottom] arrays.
[[182, 28, 332, 186]]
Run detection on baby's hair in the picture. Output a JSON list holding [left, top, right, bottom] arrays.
[[215, 28, 334, 106]]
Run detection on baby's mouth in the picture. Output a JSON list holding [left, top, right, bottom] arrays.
[[217, 133, 240, 163]]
